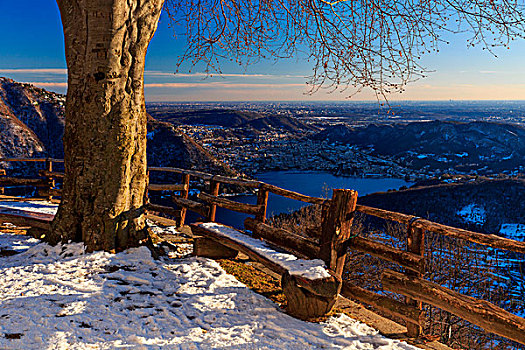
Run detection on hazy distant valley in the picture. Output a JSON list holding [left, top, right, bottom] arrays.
[[149, 101, 525, 180], [4, 77, 524, 182]]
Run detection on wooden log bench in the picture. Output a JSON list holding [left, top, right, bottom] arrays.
[[0, 207, 54, 232], [191, 222, 342, 320]]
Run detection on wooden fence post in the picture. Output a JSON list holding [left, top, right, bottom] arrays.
[[178, 174, 190, 227], [255, 184, 269, 223], [144, 170, 150, 205], [0, 168, 5, 195], [320, 189, 358, 279], [45, 159, 54, 201], [405, 222, 425, 338], [208, 179, 220, 222]]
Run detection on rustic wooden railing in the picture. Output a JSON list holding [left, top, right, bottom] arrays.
[[0, 158, 64, 200], [1, 158, 524, 345]]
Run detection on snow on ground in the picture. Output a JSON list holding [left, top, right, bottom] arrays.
[[0, 200, 58, 215], [456, 204, 486, 225], [0, 201, 420, 349], [499, 223, 525, 241]]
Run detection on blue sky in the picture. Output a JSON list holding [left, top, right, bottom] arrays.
[[1, 1, 525, 101]]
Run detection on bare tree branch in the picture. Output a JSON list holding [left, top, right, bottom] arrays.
[[164, 0, 525, 99]]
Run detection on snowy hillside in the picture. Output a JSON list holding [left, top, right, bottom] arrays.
[[0, 202, 420, 349]]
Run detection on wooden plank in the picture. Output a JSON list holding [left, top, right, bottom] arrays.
[[208, 181, 220, 221], [145, 213, 179, 227], [148, 183, 188, 192], [38, 170, 65, 179], [38, 189, 63, 197], [193, 236, 238, 259], [0, 158, 47, 162], [171, 196, 209, 218], [198, 192, 264, 216], [146, 203, 182, 218], [191, 223, 338, 299], [356, 205, 415, 225], [148, 167, 259, 187], [148, 167, 214, 180], [212, 175, 260, 188], [305, 225, 322, 238], [320, 189, 358, 278], [405, 225, 425, 337], [0, 177, 47, 186], [357, 204, 525, 254], [191, 223, 288, 275], [262, 183, 327, 205], [382, 269, 525, 345], [179, 174, 190, 226], [340, 281, 420, 324], [244, 217, 320, 259], [413, 219, 525, 254], [255, 188, 269, 223], [348, 236, 424, 274], [0, 207, 53, 231]]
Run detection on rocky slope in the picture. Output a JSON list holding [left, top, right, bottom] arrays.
[[146, 116, 236, 175], [0, 77, 65, 160], [0, 78, 234, 176]]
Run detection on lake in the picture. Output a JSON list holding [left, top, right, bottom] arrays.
[[208, 171, 413, 228]]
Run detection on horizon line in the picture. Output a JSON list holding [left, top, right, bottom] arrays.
[[144, 99, 525, 103]]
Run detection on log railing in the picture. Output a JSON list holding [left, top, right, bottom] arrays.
[[0, 158, 63, 200], [353, 205, 525, 344], [1, 158, 524, 346]]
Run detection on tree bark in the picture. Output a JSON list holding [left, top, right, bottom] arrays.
[[50, 0, 164, 252]]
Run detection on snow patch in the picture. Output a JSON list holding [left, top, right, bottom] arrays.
[[457, 204, 486, 225], [0, 201, 58, 215], [499, 224, 525, 240], [146, 129, 157, 140], [0, 231, 419, 349], [199, 222, 331, 280], [0, 201, 417, 348]]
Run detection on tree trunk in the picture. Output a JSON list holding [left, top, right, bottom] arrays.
[[49, 0, 164, 252]]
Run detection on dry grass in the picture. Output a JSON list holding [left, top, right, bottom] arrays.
[[217, 259, 287, 307]]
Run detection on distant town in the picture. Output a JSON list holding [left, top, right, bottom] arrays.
[[148, 101, 525, 181]]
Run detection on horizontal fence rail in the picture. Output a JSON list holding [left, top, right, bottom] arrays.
[[0, 158, 63, 163], [1, 157, 524, 346], [357, 204, 525, 255]]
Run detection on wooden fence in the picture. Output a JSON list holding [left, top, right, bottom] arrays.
[[0, 158, 63, 200], [1, 158, 524, 345]]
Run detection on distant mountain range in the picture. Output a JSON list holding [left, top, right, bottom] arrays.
[[310, 121, 525, 175], [0, 77, 234, 176], [149, 107, 318, 134]]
